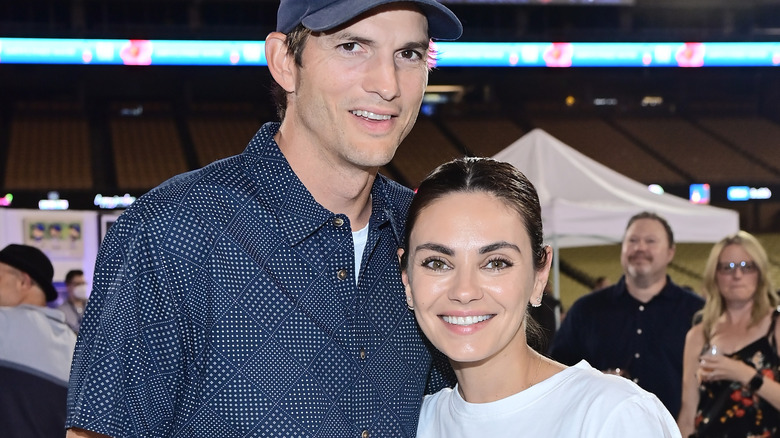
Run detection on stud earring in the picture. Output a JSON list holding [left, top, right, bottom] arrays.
[[531, 295, 543, 308], [406, 295, 414, 311]]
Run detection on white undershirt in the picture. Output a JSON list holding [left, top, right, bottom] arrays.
[[352, 224, 369, 285]]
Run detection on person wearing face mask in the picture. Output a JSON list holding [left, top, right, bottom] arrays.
[[57, 269, 88, 333], [549, 211, 705, 417]]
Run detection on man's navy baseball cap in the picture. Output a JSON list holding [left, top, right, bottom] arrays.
[[277, 0, 463, 41]]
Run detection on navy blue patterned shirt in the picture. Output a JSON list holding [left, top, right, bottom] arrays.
[[67, 122, 450, 437]]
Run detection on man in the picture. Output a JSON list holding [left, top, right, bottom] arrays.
[[57, 269, 88, 333], [0, 244, 78, 438], [66, 1, 462, 437], [549, 211, 704, 416]]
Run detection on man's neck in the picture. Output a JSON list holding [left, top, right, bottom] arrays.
[[625, 274, 668, 303], [274, 127, 376, 229], [20, 288, 47, 307]]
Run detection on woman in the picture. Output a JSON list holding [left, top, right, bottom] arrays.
[[398, 157, 679, 437], [678, 231, 780, 437]]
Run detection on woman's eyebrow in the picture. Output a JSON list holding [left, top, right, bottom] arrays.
[[480, 241, 521, 254], [414, 242, 453, 256]]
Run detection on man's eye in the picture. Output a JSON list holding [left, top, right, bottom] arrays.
[[400, 49, 422, 60], [340, 42, 358, 52]]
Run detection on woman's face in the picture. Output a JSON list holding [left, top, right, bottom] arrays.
[[716, 243, 759, 304], [400, 191, 551, 364]]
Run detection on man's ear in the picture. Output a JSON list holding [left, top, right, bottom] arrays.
[[19, 271, 34, 289], [265, 31, 297, 93]]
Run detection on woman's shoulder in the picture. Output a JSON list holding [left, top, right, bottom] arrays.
[[546, 363, 679, 436], [421, 387, 455, 416], [564, 362, 667, 403]]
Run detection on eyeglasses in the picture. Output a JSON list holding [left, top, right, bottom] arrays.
[[716, 260, 758, 275]]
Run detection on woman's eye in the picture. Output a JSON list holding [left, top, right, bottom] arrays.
[[485, 259, 511, 270], [422, 259, 448, 270]]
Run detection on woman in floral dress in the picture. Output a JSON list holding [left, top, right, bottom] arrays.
[[678, 231, 780, 437]]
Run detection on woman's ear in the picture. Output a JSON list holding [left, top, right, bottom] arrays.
[[397, 248, 412, 298], [397, 249, 408, 283], [530, 245, 553, 305], [265, 31, 297, 93]]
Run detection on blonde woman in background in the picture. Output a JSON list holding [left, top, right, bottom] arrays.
[[678, 231, 780, 437]]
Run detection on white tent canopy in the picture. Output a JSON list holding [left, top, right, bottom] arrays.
[[492, 128, 740, 308], [493, 128, 739, 248]]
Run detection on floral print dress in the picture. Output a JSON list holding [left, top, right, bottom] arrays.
[[694, 310, 780, 437]]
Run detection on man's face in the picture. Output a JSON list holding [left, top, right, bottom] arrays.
[[286, 4, 430, 171], [0, 262, 25, 307], [67, 274, 87, 298], [620, 218, 675, 282]]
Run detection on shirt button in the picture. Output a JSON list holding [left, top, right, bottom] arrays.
[[361, 430, 369, 438], [360, 348, 367, 360], [638, 305, 645, 311], [637, 328, 642, 334], [337, 269, 348, 280], [333, 217, 345, 227]]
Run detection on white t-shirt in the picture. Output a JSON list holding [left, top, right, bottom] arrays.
[[417, 360, 681, 438], [352, 224, 369, 285]]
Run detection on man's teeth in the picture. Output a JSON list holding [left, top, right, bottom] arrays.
[[351, 110, 391, 120], [442, 315, 493, 326]]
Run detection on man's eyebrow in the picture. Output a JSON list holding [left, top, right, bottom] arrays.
[[414, 242, 454, 256], [326, 31, 374, 45], [325, 31, 430, 51], [403, 40, 432, 52]]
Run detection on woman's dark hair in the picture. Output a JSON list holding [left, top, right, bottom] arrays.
[[400, 157, 548, 271]]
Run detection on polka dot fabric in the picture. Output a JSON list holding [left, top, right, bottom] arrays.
[[66, 123, 451, 437]]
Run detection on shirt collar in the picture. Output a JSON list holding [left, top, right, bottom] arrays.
[[241, 122, 404, 247], [614, 274, 677, 303]]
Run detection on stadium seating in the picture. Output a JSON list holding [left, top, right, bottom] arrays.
[[5, 101, 92, 190], [109, 102, 188, 190]]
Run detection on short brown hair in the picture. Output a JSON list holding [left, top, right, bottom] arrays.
[[625, 211, 675, 248], [270, 24, 312, 121]]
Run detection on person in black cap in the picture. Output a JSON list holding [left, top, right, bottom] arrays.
[[0, 244, 77, 438], [67, 2, 462, 437]]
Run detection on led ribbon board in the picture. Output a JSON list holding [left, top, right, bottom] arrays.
[[1, 39, 779, 67]]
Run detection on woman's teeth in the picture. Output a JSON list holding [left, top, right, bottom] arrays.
[[442, 315, 493, 326]]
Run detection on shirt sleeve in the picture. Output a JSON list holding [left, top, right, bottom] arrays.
[[425, 343, 457, 393], [599, 394, 682, 438], [66, 207, 185, 437]]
